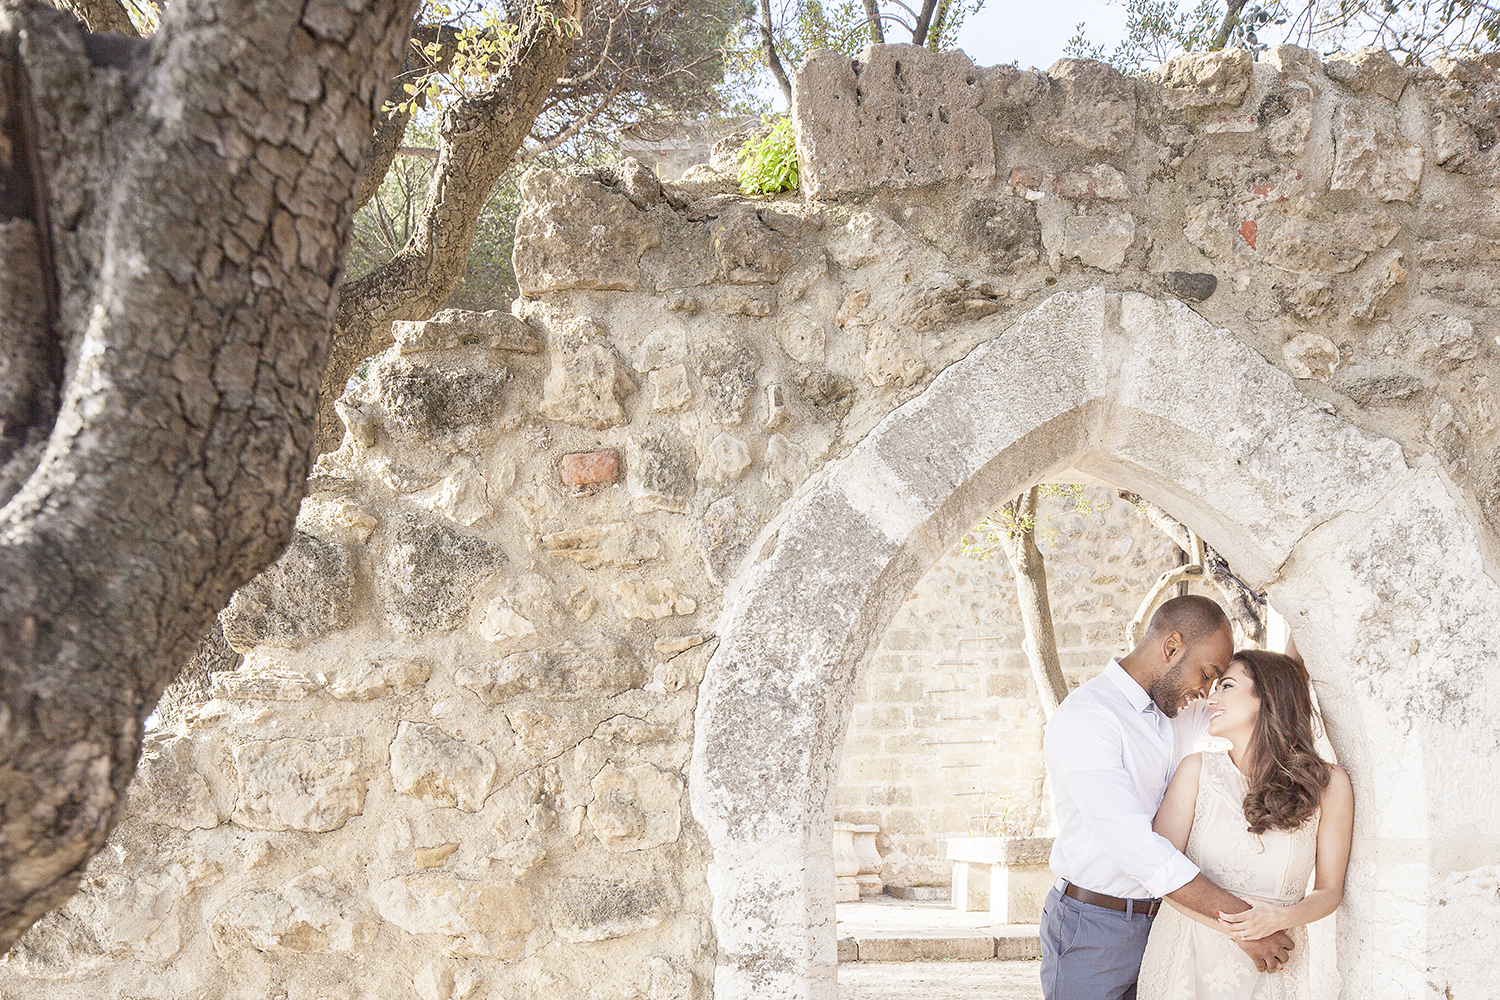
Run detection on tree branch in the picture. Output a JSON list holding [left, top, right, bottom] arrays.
[[319, 0, 582, 452], [1211, 0, 1248, 50], [1119, 491, 1267, 647], [45, 0, 136, 35], [862, 0, 885, 44], [910, 0, 939, 46], [759, 0, 792, 109], [516, 78, 625, 163]]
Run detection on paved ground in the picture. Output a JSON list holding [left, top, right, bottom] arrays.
[[839, 960, 1044, 999]]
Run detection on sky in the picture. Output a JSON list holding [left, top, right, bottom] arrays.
[[951, 0, 1133, 70]]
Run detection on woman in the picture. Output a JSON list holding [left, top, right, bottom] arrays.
[[1137, 649, 1354, 999]]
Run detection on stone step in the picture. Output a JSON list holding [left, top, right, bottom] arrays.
[[838, 926, 1042, 963], [885, 884, 951, 902]]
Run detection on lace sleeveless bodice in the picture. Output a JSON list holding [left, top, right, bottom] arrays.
[[1186, 750, 1319, 906], [1138, 750, 1320, 999]]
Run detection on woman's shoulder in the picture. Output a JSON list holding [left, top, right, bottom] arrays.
[[1172, 751, 1205, 782], [1322, 763, 1353, 802]]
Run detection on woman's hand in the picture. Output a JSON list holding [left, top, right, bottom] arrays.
[[1218, 898, 1289, 941]]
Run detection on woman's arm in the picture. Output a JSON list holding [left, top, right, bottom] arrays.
[[1153, 756, 1253, 936], [1153, 753, 1202, 852], [1219, 765, 1354, 940]]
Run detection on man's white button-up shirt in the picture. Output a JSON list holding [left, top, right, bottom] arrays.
[[1044, 658, 1209, 899]]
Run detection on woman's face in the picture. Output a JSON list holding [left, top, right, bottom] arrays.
[[1207, 661, 1261, 740]]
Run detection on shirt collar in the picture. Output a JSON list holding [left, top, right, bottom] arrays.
[[1103, 658, 1156, 714]]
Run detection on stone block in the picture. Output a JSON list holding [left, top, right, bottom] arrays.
[[1331, 104, 1423, 202], [539, 317, 637, 429], [232, 737, 366, 833], [1039, 59, 1138, 155], [514, 168, 660, 293], [543, 521, 662, 569], [1325, 46, 1412, 101], [698, 494, 760, 585], [1054, 164, 1131, 201], [389, 721, 498, 812], [854, 935, 995, 961], [710, 205, 796, 284], [698, 340, 760, 425], [589, 762, 683, 852], [560, 449, 618, 487], [701, 432, 752, 482], [794, 44, 994, 199], [393, 308, 541, 355], [374, 876, 534, 958], [1283, 333, 1340, 381], [1260, 207, 1398, 274], [649, 364, 692, 411], [221, 531, 355, 652], [552, 875, 678, 942], [626, 433, 696, 513], [325, 658, 431, 701], [1152, 48, 1253, 108], [372, 355, 508, 438], [130, 733, 224, 830], [209, 870, 376, 955], [1061, 213, 1135, 272], [456, 635, 646, 702], [382, 513, 502, 634], [777, 312, 826, 363], [612, 574, 696, 619], [1163, 271, 1218, 302], [863, 324, 926, 388]]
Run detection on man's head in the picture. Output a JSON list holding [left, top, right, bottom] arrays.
[[1134, 595, 1233, 717]]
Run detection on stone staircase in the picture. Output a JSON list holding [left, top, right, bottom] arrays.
[[835, 895, 1042, 963]]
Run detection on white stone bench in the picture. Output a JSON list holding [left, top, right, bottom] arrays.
[[941, 836, 1054, 923]]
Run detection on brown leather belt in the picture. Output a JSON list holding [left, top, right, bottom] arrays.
[[1063, 881, 1161, 916]]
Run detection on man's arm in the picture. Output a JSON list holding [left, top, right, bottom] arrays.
[[1046, 710, 1199, 898], [1152, 751, 1293, 972]]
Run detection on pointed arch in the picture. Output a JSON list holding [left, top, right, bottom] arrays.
[[690, 289, 1500, 999]]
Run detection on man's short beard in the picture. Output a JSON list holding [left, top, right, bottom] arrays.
[[1150, 663, 1187, 718]]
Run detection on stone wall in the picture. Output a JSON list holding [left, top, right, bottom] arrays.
[[834, 486, 1187, 885], [4, 41, 1500, 1000]]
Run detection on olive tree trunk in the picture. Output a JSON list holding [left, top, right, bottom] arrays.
[[999, 488, 1070, 719], [0, 0, 417, 950]]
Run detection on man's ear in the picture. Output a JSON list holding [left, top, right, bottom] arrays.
[[1163, 631, 1184, 662]]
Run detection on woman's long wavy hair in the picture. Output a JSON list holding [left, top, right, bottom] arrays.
[[1233, 649, 1332, 834]]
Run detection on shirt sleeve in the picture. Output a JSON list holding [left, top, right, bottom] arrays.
[[1046, 706, 1201, 897]]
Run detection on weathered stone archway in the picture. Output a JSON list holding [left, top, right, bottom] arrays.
[[691, 287, 1500, 1000]]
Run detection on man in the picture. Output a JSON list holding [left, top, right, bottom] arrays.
[[1039, 595, 1294, 999]]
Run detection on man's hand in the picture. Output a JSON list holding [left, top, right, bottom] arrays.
[[1235, 930, 1294, 972]]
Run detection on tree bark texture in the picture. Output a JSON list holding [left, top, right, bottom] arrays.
[[1118, 490, 1267, 646], [317, 0, 582, 451], [999, 489, 1070, 719], [862, 0, 884, 44], [0, 0, 418, 951], [47, 0, 136, 35]]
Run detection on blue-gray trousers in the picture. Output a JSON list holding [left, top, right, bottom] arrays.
[[1039, 884, 1157, 1000]]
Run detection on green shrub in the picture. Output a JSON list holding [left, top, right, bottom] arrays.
[[737, 116, 799, 196]]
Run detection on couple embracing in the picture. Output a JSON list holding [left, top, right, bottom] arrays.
[[1040, 595, 1354, 1000]]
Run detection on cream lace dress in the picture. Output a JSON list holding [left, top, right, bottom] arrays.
[[1137, 749, 1318, 1000]]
